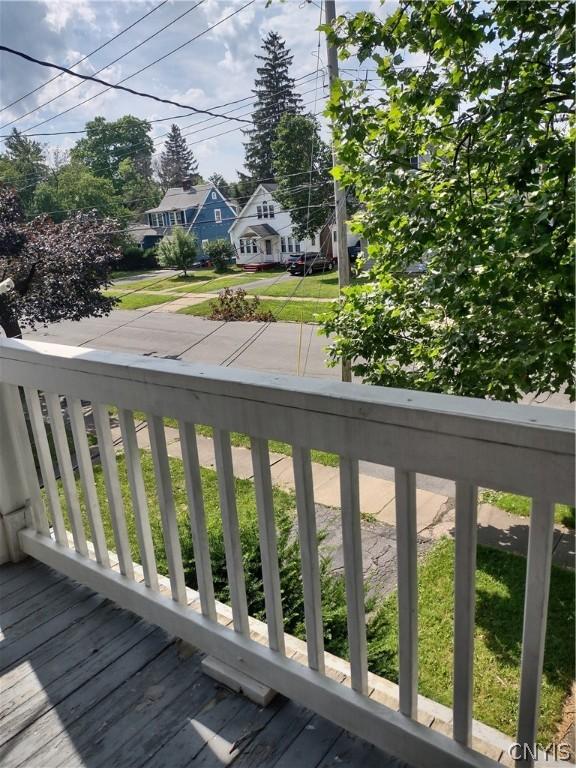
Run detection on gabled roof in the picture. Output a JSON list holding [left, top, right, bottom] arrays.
[[146, 184, 213, 214], [241, 223, 279, 237], [228, 184, 280, 232]]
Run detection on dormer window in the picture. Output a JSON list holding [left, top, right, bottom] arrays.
[[257, 201, 274, 220], [168, 210, 184, 226], [149, 212, 163, 228]]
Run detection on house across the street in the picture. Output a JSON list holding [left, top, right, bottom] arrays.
[[229, 183, 321, 269], [129, 181, 237, 259]]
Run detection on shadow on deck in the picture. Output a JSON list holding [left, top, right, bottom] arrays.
[[0, 559, 406, 768]]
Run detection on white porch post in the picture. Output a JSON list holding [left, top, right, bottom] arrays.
[[0, 382, 36, 562]]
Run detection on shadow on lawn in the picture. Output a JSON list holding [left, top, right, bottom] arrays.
[[473, 543, 575, 692]]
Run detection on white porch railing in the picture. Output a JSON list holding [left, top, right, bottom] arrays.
[[0, 339, 573, 768]]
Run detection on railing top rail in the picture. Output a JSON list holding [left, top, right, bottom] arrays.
[[1, 339, 573, 502]]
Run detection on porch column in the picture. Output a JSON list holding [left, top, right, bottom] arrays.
[[0, 383, 35, 562]]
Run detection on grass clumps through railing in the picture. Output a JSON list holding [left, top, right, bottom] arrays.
[[51, 451, 574, 744]]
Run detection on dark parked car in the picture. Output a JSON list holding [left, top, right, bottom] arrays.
[[287, 252, 335, 276]]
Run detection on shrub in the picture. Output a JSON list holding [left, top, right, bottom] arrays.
[[203, 239, 234, 273], [117, 244, 158, 271], [157, 228, 197, 276], [208, 288, 276, 322]]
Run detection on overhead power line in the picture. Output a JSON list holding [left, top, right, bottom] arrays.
[[0, 0, 256, 130], [10, 96, 329, 192], [0, 0, 205, 130], [0, 0, 168, 115], [0, 71, 323, 138]]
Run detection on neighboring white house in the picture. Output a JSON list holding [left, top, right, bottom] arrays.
[[228, 183, 321, 266]]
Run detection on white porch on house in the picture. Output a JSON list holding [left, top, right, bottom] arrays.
[[0, 339, 573, 768]]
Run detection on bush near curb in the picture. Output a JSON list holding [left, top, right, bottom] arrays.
[[208, 287, 276, 322]]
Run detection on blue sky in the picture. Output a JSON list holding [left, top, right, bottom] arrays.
[[0, 0, 385, 179]]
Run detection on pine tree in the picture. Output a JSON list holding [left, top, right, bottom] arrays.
[[159, 124, 200, 189], [244, 32, 302, 181]]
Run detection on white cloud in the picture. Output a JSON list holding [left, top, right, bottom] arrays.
[[41, 0, 96, 32]]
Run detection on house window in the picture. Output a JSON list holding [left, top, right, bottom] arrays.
[[214, 209, 222, 223], [295, 241, 301, 253], [211, 191, 217, 199], [269, 204, 275, 219], [168, 210, 183, 226], [311, 235, 316, 246], [257, 205, 262, 219], [149, 212, 163, 227], [239, 238, 258, 254], [280, 236, 286, 253], [333, 230, 337, 242]]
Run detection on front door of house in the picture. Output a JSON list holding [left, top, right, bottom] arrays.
[[265, 239, 272, 256]]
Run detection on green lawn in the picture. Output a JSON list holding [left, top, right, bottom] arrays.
[[178, 297, 334, 324], [368, 538, 574, 742], [105, 290, 176, 310], [54, 452, 574, 743], [247, 274, 370, 299], [481, 490, 575, 528]]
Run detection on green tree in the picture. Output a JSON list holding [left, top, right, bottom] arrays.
[[159, 124, 200, 189], [0, 129, 47, 213], [0, 184, 120, 338], [157, 228, 197, 276], [272, 113, 333, 240], [203, 238, 234, 272], [118, 158, 161, 212], [244, 32, 302, 181], [71, 116, 154, 193], [33, 162, 123, 223], [208, 173, 233, 200], [323, 0, 574, 401]]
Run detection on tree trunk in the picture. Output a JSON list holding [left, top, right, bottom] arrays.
[[0, 308, 22, 339]]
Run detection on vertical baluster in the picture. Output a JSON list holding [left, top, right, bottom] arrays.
[[516, 498, 555, 766], [24, 388, 64, 543], [213, 429, 249, 635], [340, 457, 368, 694], [92, 403, 134, 579], [395, 469, 418, 718], [453, 482, 478, 745], [4, 384, 48, 538], [293, 446, 325, 673], [148, 415, 186, 604], [118, 409, 158, 590], [68, 399, 110, 567], [251, 437, 285, 654], [44, 392, 88, 557], [179, 421, 216, 620]]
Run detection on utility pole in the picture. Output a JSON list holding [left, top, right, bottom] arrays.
[[324, 0, 351, 382]]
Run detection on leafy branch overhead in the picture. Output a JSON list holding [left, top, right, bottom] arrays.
[[0, 184, 121, 338], [322, 0, 574, 401]]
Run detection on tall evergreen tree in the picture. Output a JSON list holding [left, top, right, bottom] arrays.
[[244, 32, 302, 181], [0, 129, 47, 213], [159, 124, 200, 189]]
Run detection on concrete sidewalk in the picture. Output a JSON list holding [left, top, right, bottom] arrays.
[[110, 420, 574, 570]]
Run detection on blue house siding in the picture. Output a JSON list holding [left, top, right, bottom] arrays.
[[142, 186, 236, 261], [190, 190, 236, 260]]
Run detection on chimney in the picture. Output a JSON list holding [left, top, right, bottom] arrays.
[[182, 177, 191, 191]]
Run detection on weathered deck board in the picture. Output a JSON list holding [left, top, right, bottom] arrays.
[[0, 560, 407, 768]]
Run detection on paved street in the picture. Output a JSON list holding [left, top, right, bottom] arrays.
[[24, 308, 334, 378]]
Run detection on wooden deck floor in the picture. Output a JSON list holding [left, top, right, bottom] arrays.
[[0, 559, 407, 768]]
